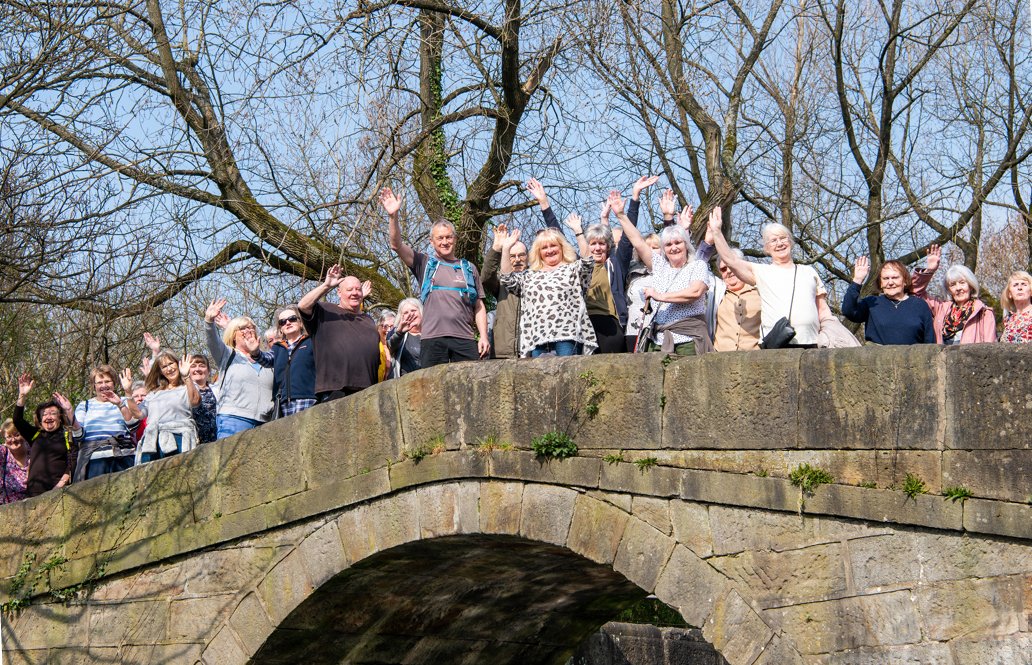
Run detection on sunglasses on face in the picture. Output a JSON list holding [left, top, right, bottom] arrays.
[[278, 316, 299, 325]]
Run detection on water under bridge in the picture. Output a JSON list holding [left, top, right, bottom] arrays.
[[1, 345, 1031, 664]]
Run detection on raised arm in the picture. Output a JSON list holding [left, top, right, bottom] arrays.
[[119, 368, 143, 421], [565, 213, 588, 256], [631, 175, 658, 203], [481, 225, 505, 294], [527, 177, 552, 213], [298, 264, 342, 316], [911, 244, 941, 299], [203, 298, 232, 364], [659, 189, 677, 227], [528, 178, 564, 233], [609, 190, 654, 272], [180, 355, 201, 407], [497, 227, 522, 274], [380, 187, 415, 268], [143, 332, 162, 359], [707, 207, 756, 286], [13, 373, 40, 441]]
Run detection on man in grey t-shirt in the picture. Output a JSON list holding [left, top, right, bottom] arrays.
[[380, 187, 489, 369]]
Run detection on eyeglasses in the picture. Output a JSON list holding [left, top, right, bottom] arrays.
[[278, 315, 300, 325]]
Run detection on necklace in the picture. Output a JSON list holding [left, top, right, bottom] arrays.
[[886, 294, 907, 309]]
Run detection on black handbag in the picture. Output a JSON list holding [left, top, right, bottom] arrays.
[[634, 298, 656, 353], [760, 265, 798, 349]]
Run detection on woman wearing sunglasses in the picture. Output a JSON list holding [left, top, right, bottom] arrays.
[[256, 306, 318, 418]]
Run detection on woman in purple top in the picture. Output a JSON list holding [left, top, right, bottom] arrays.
[[1, 418, 29, 504]]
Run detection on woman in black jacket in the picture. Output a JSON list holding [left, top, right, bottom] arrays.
[[257, 306, 317, 417], [387, 298, 424, 377], [13, 373, 81, 498]]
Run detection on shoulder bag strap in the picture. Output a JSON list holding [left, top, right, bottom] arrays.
[[787, 265, 798, 320]]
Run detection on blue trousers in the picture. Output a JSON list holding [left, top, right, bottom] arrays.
[[530, 340, 582, 357]]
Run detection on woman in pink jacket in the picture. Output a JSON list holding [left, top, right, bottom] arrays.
[[911, 245, 996, 344]]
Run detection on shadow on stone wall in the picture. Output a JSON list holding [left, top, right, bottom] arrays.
[[569, 622, 729, 665]]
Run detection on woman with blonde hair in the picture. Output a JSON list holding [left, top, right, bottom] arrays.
[[1000, 270, 1032, 343], [497, 226, 597, 357], [1, 418, 29, 504], [912, 245, 996, 344], [204, 298, 275, 438]]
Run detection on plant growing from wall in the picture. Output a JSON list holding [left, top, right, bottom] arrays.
[[634, 457, 659, 472], [473, 434, 513, 453], [789, 463, 834, 495], [789, 463, 834, 511], [407, 435, 446, 463], [901, 473, 927, 499], [531, 370, 608, 460], [531, 431, 578, 459], [943, 486, 974, 503]]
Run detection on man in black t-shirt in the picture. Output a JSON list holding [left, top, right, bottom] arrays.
[[298, 266, 381, 403]]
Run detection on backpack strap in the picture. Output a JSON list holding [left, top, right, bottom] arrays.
[[419, 256, 439, 303], [420, 256, 478, 306]]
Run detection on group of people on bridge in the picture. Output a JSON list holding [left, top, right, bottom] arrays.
[[4, 176, 1031, 505]]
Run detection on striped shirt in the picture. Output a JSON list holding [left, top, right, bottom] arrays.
[[75, 399, 136, 443]]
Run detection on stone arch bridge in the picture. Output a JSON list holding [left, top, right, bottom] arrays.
[[1, 346, 1032, 664]]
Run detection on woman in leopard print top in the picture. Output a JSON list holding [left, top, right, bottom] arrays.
[[498, 227, 598, 357]]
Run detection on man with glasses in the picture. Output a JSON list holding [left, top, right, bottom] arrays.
[[481, 223, 528, 358]]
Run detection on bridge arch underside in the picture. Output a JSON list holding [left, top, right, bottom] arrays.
[[251, 535, 649, 665]]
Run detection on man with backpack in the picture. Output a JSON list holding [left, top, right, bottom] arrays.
[[380, 187, 490, 369]]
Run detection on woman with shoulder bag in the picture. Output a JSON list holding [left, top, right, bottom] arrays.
[[707, 208, 830, 349]]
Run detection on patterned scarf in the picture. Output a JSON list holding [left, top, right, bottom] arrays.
[[942, 300, 974, 340]]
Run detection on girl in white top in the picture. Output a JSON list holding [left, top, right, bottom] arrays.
[[707, 209, 830, 347], [130, 352, 200, 464]]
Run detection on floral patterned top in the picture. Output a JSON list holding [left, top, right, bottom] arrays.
[[1, 448, 29, 504], [500, 258, 598, 357], [1001, 309, 1032, 344], [193, 386, 218, 444]]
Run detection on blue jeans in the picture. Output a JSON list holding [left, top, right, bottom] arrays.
[[216, 415, 261, 440], [140, 434, 183, 464], [85, 455, 134, 479], [530, 340, 582, 357]]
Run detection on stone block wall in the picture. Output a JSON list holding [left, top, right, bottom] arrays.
[[0, 346, 1030, 663]]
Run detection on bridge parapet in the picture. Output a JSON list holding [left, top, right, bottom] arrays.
[[0, 345, 1030, 664], [2, 346, 1032, 600]]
